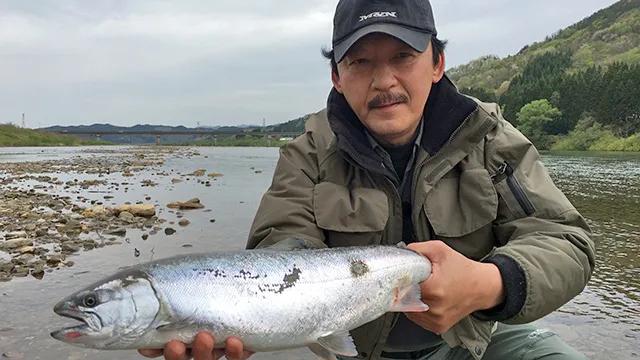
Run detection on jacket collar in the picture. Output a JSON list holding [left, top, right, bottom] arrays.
[[327, 74, 478, 172]]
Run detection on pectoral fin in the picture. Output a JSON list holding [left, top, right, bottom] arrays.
[[308, 343, 338, 360], [389, 284, 429, 312], [315, 331, 358, 357]]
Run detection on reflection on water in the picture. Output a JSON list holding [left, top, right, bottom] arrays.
[[0, 148, 638, 359], [539, 152, 640, 358]]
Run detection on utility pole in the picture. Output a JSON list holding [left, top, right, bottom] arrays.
[[21, 113, 25, 128]]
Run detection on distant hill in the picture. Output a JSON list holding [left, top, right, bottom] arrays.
[[42, 123, 266, 144], [0, 124, 105, 146], [41, 120, 310, 145], [449, 0, 640, 94]]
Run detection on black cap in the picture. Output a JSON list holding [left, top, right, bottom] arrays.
[[332, 0, 437, 63]]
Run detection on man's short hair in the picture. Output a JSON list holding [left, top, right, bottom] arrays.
[[322, 37, 447, 76]]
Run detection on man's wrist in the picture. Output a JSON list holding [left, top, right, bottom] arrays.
[[477, 262, 505, 310]]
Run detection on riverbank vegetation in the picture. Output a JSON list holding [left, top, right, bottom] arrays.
[[191, 135, 289, 147], [0, 124, 108, 146]]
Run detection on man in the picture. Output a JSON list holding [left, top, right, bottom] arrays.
[[140, 0, 595, 359]]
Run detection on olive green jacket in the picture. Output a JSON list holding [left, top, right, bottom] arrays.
[[246, 77, 595, 360]]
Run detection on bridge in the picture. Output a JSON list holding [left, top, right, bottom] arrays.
[[51, 129, 302, 145]]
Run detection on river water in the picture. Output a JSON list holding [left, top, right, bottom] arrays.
[[0, 147, 638, 359]]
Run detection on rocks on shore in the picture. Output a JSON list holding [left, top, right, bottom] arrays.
[[167, 198, 205, 210]]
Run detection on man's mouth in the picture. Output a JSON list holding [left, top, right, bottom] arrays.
[[370, 101, 403, 110]]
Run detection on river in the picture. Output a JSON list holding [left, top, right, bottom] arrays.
[[0, 147, 638, 359]]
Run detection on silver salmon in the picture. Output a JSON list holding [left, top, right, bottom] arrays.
[[51, 245, 431, 359]]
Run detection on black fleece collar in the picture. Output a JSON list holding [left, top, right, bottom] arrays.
[[327, 75, 478, 171]]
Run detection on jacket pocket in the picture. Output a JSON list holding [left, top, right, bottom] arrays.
[[313, 182, 389, 246], [423, 168, 498, 238], [491, 161, 536, 218]]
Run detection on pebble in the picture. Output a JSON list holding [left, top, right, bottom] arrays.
[[164, 228, 176, 236], [2, 351, 24, 359]]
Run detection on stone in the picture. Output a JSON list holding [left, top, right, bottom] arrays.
[[61, 243, 81, 254], [190, 169, 206, 177], [167, 198, 204, 210], [115, 204, 155, 218], [82, 205, 108, 218], [16, 246, 35, 254], [208, 172, 224, 178], [105, 228, 126, 236], [164, 228, 176, 236], [2, 351, 25, 359], [118, 211, 135, 222], [4, 231, 27, 240], [0, 239, 33, 251], [178, 219, 190, 227]]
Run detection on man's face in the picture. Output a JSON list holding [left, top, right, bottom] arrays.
[[332, 33, 445, 146]]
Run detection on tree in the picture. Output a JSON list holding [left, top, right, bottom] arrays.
[[516, 99, 563, 149]]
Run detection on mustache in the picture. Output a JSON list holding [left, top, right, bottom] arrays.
[[368, 92, 409, 109]]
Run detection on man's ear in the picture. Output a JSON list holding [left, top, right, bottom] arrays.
[[331, 69, 343, 94], [433, 52, 445, 83]]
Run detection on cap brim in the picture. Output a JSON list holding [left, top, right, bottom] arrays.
[[334, 23, 432, 63]]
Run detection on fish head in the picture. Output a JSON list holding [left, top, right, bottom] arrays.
[[51, 272, 160, 349]]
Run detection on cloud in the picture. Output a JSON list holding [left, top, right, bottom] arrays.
[[0, 0, 620, 127]]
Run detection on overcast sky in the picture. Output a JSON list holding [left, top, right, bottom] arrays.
[[0, 0, 619, 128]]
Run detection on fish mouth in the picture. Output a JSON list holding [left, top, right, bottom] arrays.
[[51, 302, 102, 342]]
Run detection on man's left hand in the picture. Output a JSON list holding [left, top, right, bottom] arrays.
[[405, 241, 505, 334]]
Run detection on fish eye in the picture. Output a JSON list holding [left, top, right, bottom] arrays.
[[82, 293, 98, 308]]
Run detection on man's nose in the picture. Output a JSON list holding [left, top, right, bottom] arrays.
[[371, 63, 397, 91]]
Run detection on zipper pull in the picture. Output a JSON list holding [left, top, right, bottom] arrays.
[[491, 162, 510, 183]]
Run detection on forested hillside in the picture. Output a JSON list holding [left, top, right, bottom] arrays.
[[448, 0, 640, 150]]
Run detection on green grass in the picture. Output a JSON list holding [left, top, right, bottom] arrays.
[[191, 136, 289, 147], [0, 124, 109, 146]]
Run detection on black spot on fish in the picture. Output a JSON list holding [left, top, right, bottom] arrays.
[[283, 266, 301, 285], [257, 265, 302, 294], [234, 269, 261, 280], [350, 259, 369, 278], [193, 268, 227, 278]]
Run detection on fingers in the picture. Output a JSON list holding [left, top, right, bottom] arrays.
[[164, 340, 190, 360], [225, 337, 246, 360], [138, 349, 164, 358], [137, 333, 252, 360], [192, 332, 215, 360]]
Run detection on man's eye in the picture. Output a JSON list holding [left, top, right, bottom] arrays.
[[350, 58, 369, 66], [395, 52, 413, 59]]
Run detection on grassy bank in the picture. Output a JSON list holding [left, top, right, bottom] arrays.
[[191, 136, 289, 147], [0, 124, 108, 146], [551, 120, 640, 151]]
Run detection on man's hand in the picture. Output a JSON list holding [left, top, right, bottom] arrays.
[[138, 332, 253, 360], [406, 241, 505, 334]]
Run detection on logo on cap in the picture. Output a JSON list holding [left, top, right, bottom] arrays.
[[359, 11, 397, 22]]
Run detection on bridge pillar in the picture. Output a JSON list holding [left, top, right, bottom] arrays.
[[156, 135, 161, 146]]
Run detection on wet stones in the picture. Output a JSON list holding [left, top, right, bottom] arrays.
[[105, 228, 127, 236], [189, 169, 207, 177], [0, 239, 33, 252], [167, 198, 204, 210], [114, 204, 156, 217]]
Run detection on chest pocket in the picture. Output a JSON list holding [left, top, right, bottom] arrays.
[[422, 169, 498, 258], [313, 182, 389, 247]]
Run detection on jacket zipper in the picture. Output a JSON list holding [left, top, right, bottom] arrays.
[[491, 162, 536, 216]]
